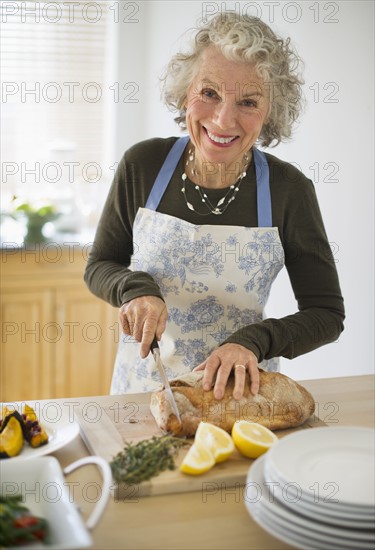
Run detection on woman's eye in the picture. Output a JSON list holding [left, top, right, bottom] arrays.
[[201, 88, 219, 100], [241, 98, 257, 108]]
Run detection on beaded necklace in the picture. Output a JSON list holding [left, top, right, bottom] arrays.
[[181, 147, 250, 216]]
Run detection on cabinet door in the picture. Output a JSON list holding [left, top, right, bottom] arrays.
[[1, 289, 54, 402], [55, 288, 118, 398]]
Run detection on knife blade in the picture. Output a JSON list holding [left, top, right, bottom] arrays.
[[150, 337, 181, 424]]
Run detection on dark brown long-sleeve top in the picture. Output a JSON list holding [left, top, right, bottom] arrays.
[[84, 137, 345, 363]]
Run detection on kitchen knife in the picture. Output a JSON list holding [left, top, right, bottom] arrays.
[[150, 337, 181, 424]]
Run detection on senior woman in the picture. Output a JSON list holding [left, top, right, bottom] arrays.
[[84, 13, 344, 400]]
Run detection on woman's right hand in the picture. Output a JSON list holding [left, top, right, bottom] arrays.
[[119, 296, 167, 358]]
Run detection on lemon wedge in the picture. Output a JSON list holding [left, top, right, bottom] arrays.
[[179, 443, 215, 475], [232, 421, 278, 458], [195, 422, 235, 463]]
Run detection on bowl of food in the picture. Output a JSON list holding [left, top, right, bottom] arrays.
[[0, 455, 112, 549]]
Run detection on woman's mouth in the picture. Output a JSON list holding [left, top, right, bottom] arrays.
[[204, 127, 239, 146]]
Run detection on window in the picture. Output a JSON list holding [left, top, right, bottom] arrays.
[[1, 0, 113, 231]]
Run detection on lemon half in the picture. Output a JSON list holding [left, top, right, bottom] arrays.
[[232, 421, 278, 458], [195, 422, 235, 463], [180, 421, 235, 475]]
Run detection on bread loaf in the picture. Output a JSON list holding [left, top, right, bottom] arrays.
[[150, 370, 315, 436]]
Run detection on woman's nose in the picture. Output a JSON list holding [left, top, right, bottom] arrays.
[[213, 100, 237, 130]]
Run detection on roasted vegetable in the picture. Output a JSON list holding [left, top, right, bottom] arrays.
[[22, 405, 49, 448], [0, 412, 24, 458], [0, 406, 15, 430], [0, 405, 49, 458]]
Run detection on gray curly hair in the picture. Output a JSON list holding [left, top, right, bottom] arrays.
[[161, 12, 304, 147]]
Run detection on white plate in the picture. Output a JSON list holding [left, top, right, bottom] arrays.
[[264, 459, 375, 521], [266, 427, 375, 507], [256, 510, 374, 550], [1, 402, 80, 460], [1, 455, 112, 549], [3, 421, 80, 461], [251, 508, 317, 550], [245, 456, 375, 550]]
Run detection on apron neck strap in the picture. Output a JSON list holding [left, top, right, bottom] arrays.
[[145, 136, 190, 211], [253, 147, 272, 228], [145, 136, 272, 227]]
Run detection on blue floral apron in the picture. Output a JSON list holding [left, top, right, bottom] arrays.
[[111, 136, 285, 394]]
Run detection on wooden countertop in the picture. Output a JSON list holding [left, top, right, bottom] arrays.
[[7, 375, 375, 549]]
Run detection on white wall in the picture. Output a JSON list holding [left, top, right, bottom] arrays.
[[114, 1, 374, 380]]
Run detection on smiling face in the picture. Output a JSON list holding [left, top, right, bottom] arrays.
[[185, 47, 270, 186]]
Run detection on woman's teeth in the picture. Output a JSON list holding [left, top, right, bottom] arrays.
[[206, 130, 236, 144]]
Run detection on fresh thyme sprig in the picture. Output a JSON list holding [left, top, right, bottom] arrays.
[[110, 435, 189, 485]]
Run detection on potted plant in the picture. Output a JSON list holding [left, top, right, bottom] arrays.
[[13, 202, 60, 244]]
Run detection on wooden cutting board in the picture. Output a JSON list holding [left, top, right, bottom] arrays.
[[75, 393, 326, 499]]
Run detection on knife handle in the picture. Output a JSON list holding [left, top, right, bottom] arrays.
[[151, 336, 159, 351]]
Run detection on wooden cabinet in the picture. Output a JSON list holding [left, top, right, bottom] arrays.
[[1, 246, 118, 401], [1, 288, 54, 401]]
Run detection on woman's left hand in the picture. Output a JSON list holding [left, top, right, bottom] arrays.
[[192, 343, 259, 400]]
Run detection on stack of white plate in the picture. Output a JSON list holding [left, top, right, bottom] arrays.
[[245, 427, 375, 549]]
